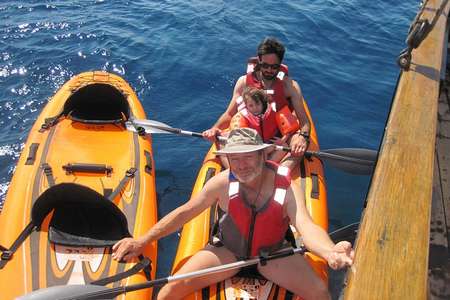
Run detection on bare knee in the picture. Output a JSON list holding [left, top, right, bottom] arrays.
[[157, 282, 183, 300]]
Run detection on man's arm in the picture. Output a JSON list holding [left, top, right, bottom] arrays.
[[284, 78, 310, 156], [286, 184, 354, 269], [112, 173, 225, 261], [202, 76, 246, 140]]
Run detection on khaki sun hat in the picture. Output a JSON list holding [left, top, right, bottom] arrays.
[[214, 127, 272, 155]]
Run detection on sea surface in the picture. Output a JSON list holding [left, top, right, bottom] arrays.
[[0, 0, 419, 298]]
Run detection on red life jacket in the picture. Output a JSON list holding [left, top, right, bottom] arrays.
[[235, 96, 300, 141], [235, 96, 279, 142], [217, 161, 291, 258], [245, 72, 290, 111], [241, 61, 299, 138]]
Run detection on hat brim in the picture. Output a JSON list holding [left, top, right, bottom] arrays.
[[214, 143, 272, 155]]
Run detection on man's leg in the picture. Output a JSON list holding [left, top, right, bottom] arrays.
[[257, 252, 330, 300], [157, 244, 239, 300]]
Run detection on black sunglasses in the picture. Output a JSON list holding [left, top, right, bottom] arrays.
[[260, 62, 281, 70]]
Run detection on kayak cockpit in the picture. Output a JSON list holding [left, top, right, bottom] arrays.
[[63, 83, 130, 124]]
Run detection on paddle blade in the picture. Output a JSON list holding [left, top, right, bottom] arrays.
[[17, 285, 114, 300], [329, 222, 359, 245], [324, 148, 378, 162], [125, 119, 174, 134], [314, 148, 377, 175]]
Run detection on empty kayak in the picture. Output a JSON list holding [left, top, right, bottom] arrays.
[[0, 71, 158, 300]]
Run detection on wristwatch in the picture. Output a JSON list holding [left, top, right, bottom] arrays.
[[297, 131, 310, 142]]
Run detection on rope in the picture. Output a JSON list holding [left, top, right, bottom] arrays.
[[397, 0, 449, 70]]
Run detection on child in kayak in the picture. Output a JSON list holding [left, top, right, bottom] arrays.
[[203, 37, 311, 160], [230, 86, 302, 166]]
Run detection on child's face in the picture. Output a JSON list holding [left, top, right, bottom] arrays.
[[245, 98, 264, 115]]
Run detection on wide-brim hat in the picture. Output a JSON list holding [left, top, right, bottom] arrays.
[[214, 127, 272, 155]]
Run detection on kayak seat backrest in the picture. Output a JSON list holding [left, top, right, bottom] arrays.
[[63, 83, 130, 124], [31, 183, 131, 247]]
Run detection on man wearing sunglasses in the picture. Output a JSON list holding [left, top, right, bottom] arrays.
[[203, 37, 311, 163]]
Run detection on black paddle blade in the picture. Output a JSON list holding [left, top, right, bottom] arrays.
[[329, 222, 360, 245], [324, 148, 378, 162], [315, 148, 377, 175]]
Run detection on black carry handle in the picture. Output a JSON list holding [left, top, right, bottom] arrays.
[[62, 163, 113, 175]]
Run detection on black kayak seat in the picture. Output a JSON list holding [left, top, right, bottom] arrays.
[[63, 83, 130, 124], [31, 182, 131, 247]]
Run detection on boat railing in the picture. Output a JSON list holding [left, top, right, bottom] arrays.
[[344, 0, 450, 299]]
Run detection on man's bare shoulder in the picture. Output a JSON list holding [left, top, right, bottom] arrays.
[[203, 169, 230, 192], [282, 75, 297, 87], [235, 75, 246, 88], [282, 76, 302, 96]]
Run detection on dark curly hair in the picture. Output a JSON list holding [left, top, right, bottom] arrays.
[[242, 87, 269, 114], [257, 37, 285, 62]]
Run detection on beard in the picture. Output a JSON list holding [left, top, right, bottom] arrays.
[[230, 155, 265, 184], [261, 70, 277, 81]]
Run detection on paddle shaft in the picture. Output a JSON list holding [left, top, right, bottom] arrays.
[[76, 247, 306, 300], [132, 247, 304, 291], [129, 120, 295, 152], [19, 222, 360, 300], [128, 119, 377, 174], [128, 119, 376, 163]]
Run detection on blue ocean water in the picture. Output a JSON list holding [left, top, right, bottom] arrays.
[[0, 0, 419, 297]]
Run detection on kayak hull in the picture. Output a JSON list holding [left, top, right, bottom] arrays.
[[0, 71, 158, 300]]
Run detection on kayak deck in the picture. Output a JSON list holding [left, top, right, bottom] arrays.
[[0, 72, 158, 300]]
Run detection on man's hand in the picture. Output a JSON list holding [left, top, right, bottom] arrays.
[[289, 133, 308, 157], [112, 237, 145, 262], [270, 135, 289, 147], [326, 241, 354, 270], [202, 127, 222, 142]]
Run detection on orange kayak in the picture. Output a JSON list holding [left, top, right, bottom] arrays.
[[171, 98, 328, 298], [0, 71, 158, 300]]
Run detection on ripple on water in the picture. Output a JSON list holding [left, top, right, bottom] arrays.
[[0, 1, 419, 296], [0, 182, 9, 210]]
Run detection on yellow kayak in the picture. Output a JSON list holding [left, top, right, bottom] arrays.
[[171, 68, 328, 299]]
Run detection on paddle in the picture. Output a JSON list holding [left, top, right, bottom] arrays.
[[18, 247, 307, 300], [18, 221, 360, 300], [126, 119, 377, 175], [329, 222, 359, 245]]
